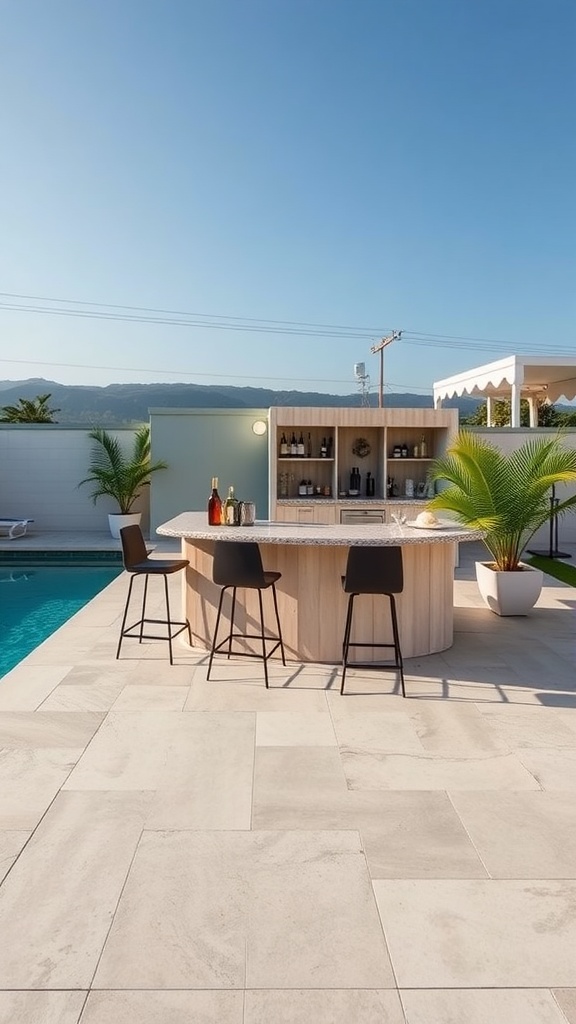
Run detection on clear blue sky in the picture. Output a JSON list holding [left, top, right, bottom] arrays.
[[1, 0, 574, 396]]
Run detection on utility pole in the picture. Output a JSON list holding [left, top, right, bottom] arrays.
[[371, 331, 402, 408]]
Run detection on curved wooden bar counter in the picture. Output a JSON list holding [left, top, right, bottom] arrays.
[[157, 512, 482, 663]]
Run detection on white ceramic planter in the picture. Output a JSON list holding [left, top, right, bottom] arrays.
[[108, 512, 142, 539], [475, 560, 544, 616]]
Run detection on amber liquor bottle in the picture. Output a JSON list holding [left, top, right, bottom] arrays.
[[208, 477, 223, 525]]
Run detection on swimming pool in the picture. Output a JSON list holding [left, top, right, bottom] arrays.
[[0, 563, 122, 678]]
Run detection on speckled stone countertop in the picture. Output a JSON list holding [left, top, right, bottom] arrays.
[[157, 511, 483, 547]]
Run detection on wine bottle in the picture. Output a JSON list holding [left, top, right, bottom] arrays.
[[320, 437, 327, 458], [280, 432, 288, 457], [297, 431, 305, 456], [223, 485, 239, 526], [420, 434, 427, 458], [307, 432, 312, 458], [208, 477, 222, 525], [290, 432, 298, 456]]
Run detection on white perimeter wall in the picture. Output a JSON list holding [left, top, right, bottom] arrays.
[[0, 426, 149, 533]]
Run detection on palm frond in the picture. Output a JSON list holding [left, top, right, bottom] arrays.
[[78, 427, 167, 513], [429, 430, 576, 570]]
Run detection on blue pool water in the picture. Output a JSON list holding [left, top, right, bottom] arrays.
[[0, 564, 121, 678]]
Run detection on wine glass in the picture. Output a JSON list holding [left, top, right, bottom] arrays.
[[391, 512, 407, 530]]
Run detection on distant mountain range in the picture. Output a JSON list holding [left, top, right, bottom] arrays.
[[0, 377, 480, 426]]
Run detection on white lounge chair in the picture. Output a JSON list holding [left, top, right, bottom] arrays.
[[0, 519, 34, 539]]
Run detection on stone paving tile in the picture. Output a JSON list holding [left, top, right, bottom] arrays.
[[0, 711, 104, 748], [244, 989, 406, 1023], [0, 991, 86, 1024], [94, 830, 394, 990], [80, 990, 243, 1023], [400, 988, 569, 1024], [341, 747, 541, 791], [374, 879, 576, 988], [0, 830, 30, 883], [450, 791, 576, 878], [553, 989, 576, 1022], [0, 791, 152, 988], [0, 748, 81, 828]]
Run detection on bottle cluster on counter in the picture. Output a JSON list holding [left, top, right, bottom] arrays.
[[207, 478, 256, 526]]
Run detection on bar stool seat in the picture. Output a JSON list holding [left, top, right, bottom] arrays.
[[207, 540, 286, 688], [116, 524, 191, 665], [340, 545, 406, 697]]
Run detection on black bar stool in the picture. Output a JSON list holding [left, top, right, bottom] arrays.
[[340, 545, 406, 697], [116, 525, 191, 665], [207, 541, 286, 688]]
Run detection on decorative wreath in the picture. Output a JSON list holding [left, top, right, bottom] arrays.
[[352, 437, 371, 459]]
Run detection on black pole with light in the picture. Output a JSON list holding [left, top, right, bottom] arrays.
[[527, 484, 572, 559]]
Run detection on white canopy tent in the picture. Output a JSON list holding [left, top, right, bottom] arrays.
[[433, 355, 576, 427]]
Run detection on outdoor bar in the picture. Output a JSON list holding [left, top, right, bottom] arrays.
[[157, 511, 482, 661]]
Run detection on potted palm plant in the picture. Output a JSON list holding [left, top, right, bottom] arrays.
[[79, 426, 167, 538], [427, 430, 576, 615]]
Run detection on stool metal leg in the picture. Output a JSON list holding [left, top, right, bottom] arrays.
[[340, 593, 355, 695], [139, 575, 149, 644], [164, 575, 174, 666], [389, 594, 406, 697], [207, 586, 227, 680], [116, 573, 137, 660], [271, 583, 286, 666], [257, 589, 269, 689], [228, 587, 237, 659]]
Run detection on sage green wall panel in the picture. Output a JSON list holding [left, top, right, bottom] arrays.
[[149, 409, 269, 535]]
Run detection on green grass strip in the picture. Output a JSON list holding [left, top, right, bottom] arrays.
[[526, 554, 576, 588]]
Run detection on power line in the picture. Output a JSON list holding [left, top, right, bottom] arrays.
[[1, 290, 572, 354]]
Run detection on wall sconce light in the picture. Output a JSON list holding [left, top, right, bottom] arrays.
[[252, 419, 267, 436]]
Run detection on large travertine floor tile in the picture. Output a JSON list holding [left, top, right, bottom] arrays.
[[0, 664, 73, 710], [0, 711, 103, 748], [341, 748, 541, 790], [406, 701, 507, 752], [326, 690, 406, 716], [0, 791, 152, 988], [254, 746, 349, 813], [0, 748, 81, 828], [63, 711, 255, 797], [95, 830, 394, 990], [253, 766, 485, 878], [244, 989, 406, 1023], [111, 684, 188, 710], [553, 989, 576, 1022], [56, 664, 135, 687], [474, 705, 576, 748], [515, 748, 576, 789], [40, 681, 126, 711], [450, 792, 576, 877], [80, 990, 243, 1023], [0, 830, 30, 882], [185, 677, 329, 711], [373, 879, 576, 987], [256, 710, 337, 745], [400, 988, 569, 1023], [331, 710, 424, 753], [0, 991, 86, 1024]]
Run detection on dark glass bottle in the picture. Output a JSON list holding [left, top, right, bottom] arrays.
[[208, 477, 222, 525]]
